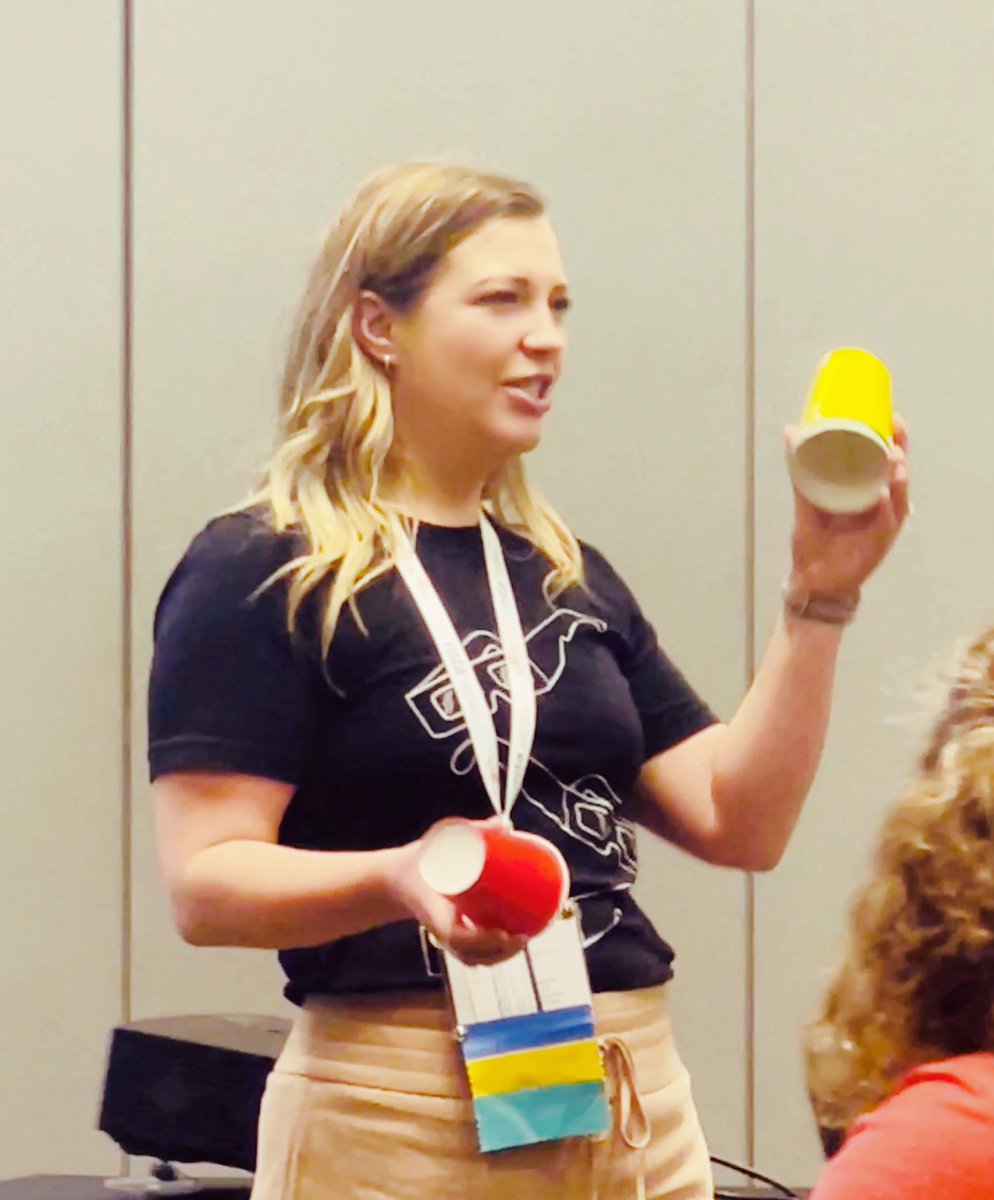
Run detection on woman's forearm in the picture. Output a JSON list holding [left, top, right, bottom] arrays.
[[172, 839, 413, 950], [710, 611, 845, 868]]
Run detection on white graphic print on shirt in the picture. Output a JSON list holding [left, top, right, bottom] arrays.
[[404, 607, 639, 892]]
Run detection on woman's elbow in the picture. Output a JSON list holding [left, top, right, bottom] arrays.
[[702, 828, 785, 872], [724, 831, 788, 873], [738, 844, 784, 873], [169, 884, 225, 947], [172, 903, 209, 946]]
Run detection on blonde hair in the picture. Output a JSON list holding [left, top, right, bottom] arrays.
[[805, 624, 994, 1133], [240, 161, 581, 653]]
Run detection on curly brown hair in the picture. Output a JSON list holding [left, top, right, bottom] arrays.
[[805, 624, 994, 1133]]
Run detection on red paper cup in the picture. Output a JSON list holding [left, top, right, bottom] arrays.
[[418, 820, 570, 937]]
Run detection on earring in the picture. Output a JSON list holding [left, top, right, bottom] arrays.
[[382, 354, 393, 371]]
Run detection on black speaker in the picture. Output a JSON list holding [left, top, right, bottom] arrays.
[[0, 1179, 254, 1200], [98, 1015, 290, 1171]]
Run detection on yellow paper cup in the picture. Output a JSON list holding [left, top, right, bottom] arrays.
[[787, 347, 894, 514]]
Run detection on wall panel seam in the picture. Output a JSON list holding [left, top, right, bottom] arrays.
[[744, 0, 757, 1172], [120, 0, 134, 1031]]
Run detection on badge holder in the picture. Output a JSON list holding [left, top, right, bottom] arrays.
[[439, 903, 610, 1153], [396, 519, 608, 1152]]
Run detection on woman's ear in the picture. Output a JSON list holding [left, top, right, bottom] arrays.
[[353, 290, 397, 370]]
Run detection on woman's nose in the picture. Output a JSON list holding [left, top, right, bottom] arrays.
[[522, 307, 567, 355]]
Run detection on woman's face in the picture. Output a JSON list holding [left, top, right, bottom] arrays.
[[390, 215, 570, 463]]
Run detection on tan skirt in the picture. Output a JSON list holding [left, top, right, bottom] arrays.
[[250, 985, 712, 1200]]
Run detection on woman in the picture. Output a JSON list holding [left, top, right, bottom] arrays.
[[805, 627, 994, 1199], [149, 161, 908, 1200]]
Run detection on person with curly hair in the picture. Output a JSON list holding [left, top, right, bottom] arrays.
[[805, 625, 994, 1198]]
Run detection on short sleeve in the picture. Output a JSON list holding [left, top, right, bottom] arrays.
[[808, 1058, 994, 1200], [581, 545, 719, 760], [148, 513, 321, 784]]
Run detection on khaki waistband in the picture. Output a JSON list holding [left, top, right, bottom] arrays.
[[274, 985, 675, 1099]]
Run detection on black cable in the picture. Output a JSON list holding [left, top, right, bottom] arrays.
[[710, 1153, 800, 1198]]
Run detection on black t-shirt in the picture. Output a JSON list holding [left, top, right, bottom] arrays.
[[148, 512, 718, 1004]]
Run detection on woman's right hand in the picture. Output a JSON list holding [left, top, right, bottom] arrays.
[[388, 821, 528, 968]]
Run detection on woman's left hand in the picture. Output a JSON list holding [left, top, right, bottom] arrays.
[[786, 413, 911, 596]]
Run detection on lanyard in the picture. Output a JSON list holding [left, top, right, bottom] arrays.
[[392, 515, 536, 825]]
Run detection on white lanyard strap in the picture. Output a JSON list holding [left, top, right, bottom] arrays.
[[392, 515, 537, 823], [480, 516, 536, 814]]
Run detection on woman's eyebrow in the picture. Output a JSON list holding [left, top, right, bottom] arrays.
[[475, 275, 570, 291]]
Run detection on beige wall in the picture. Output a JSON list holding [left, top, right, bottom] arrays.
[[4, 0, 993, 1188], [0, 1, 124, 1179], [752, 0, 994, 1182]]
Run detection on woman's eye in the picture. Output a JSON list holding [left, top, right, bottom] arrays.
[[552, 297, 572, 316], [480, 291, 519, 305]]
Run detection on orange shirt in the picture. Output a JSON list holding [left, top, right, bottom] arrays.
[[810, 1053, 994, 1199]]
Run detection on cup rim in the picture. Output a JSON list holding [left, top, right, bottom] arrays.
[[793, 417, 892, 456], [786, 424, 891, 514], [417, 820, 487, 897]]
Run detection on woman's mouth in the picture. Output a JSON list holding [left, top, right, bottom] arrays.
[[502, 374, 554, 415]]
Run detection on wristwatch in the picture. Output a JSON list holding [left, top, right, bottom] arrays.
[[782, 577, 861, 626]]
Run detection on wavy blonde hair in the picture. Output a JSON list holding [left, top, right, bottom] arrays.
[[239, 161, 581, 653], [805, 624, 994, 1133]]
